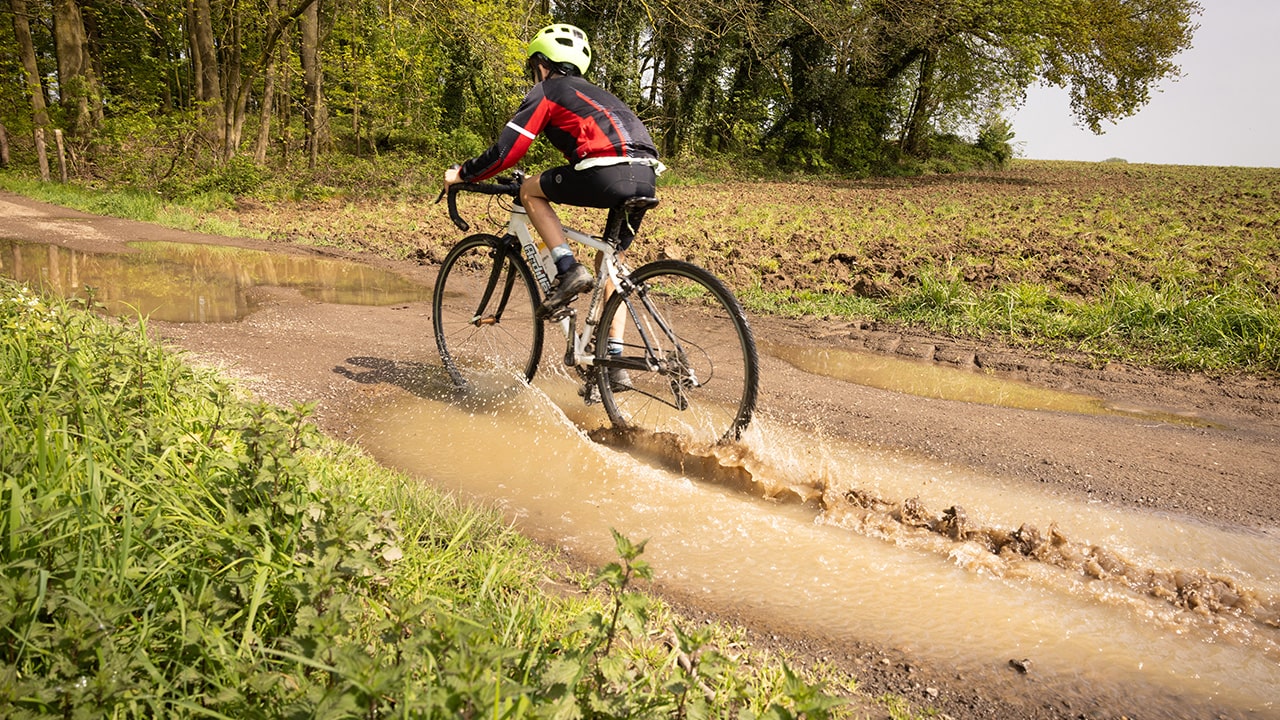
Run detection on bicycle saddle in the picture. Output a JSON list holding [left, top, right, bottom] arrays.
[[622, 196, 660, 211]]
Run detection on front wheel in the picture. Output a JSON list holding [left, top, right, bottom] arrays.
[[594, 259, 758, 444], [432, 234, 544, 391]]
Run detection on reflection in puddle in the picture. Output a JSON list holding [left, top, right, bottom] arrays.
[[349, 367, 1279, 719], [764, 341, 1211, 425], [0, 239, 429, 322]]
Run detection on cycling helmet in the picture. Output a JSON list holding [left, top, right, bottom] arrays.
[[527, 24, 591, 76]]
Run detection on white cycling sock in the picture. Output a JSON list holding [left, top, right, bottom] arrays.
[[551, 245, 575, 274]]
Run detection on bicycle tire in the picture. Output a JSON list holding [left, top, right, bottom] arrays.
[[432, 233, 544, 391], [594, 259, 759, 444]]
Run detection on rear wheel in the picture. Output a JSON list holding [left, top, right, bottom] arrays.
[[432, 234, 544, 391], [594, 259, 758, 444]]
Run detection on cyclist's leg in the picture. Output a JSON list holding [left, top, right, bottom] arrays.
[[525, 171, 592, 310], [602, 203, 646, 326], [520, 173, 569, 255], [593, 249, 631, 388], [590, 169, 654, 366]]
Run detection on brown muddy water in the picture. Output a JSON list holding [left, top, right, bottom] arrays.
[[0, 238, 428, 321], [6, 238, 1278, 717], [355, 364, 1280, 719], [763, 341, 1214, 426]]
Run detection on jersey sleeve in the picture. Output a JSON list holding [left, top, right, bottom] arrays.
[[458, 86, 554, 182]]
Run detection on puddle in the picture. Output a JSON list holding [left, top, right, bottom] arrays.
[[0, 239, 429, 322], [764, 341, 1212, 426], [346, 365, 1280, 719]]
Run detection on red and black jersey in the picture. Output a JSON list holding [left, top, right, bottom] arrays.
[[459, 75, 658, 182]]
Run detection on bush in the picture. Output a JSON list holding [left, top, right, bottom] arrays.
[[193, 154, 266, 196], [976, 118, 1016, 167]]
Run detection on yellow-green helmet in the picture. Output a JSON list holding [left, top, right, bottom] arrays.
[[527, 24, 591, 76]]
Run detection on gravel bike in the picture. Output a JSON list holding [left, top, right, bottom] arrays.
[[433, 172, 758, 444]]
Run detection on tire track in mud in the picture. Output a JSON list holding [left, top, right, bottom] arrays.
[[592, 426, 1280, 641]]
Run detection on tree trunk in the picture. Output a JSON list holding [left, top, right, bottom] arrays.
[[276, 21, 291, 165], [253, 56, 278, 165], [253, 0, 281, 164], [190, 0, 225, 149], [51, 0, 99, 137], [300, 0, 326, 169], [186, 0, 202, 107], [672, 25, 724, 158], [901, 48, 936, 157], [8, 0, 51, 180], [0, 122, 10, 167], [654, 20, 683, 156], [222, 1, 242, 157]]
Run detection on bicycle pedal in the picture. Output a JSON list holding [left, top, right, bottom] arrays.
[[578, 383, 600, 405], [537, 301, 576, 322]]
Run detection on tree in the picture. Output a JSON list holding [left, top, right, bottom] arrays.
[[253, 0, 282, 164], [299, 0, 326, 167], [188, 0, 223, 145], [50, 0, 101, 137], [0, 0, 1207, 182], [1042, 0, 1200, 133], [8, 0, 51, 179], [865, 0, 1200, 154]]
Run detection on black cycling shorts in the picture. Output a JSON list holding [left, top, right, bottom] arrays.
[[539, 162, 657, 250]]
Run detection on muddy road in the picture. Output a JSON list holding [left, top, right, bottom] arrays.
[[3, 192, 1279, 719]]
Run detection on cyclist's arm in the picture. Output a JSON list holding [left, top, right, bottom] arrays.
[[458, 87, 553, 182]]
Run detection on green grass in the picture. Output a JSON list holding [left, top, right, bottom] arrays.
[[0, 279, 883, 718], [883, 272, 1280, 372], [741, 269, 1280, 373], [0, 174, 256, 239]]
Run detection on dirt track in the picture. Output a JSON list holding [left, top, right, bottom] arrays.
[[3, 191, 1278, 718]]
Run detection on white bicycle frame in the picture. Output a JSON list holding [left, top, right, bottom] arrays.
[[505, 203, 630, 371]]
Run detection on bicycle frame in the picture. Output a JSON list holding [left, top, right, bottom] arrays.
[[504, 203, 630, 371], [438, 176, 760, 442]]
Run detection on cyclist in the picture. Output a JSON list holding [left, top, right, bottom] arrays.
[[442, 23, 662, 323]]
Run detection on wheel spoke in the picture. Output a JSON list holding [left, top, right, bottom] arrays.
[[433, 235, 544, 391], [596, 260, 758, 444]]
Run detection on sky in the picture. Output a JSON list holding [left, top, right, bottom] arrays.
[[1009, 1, 1280, 168]]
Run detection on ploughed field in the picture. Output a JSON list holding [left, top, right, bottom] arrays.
[[221, 160, 1280, 336]]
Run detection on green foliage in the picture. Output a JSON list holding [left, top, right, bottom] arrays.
[[975, 118, 1016, 167], [0, 281, 848, 717], [0, 283, 401, 716], [194, 155, 266, 196], [1042, 0, 1203, 133], [0, 0, 1202, 183], [1078, 280, 1280, 370], [919, 133, 1009, 173]]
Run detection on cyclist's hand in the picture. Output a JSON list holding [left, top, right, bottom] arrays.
[[437, 165, 462, 204]]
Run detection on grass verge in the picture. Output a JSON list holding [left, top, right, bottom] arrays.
[[0, 174, 257, 239], [742, 269, 1280, 373], [0, 279, 871, 718]]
